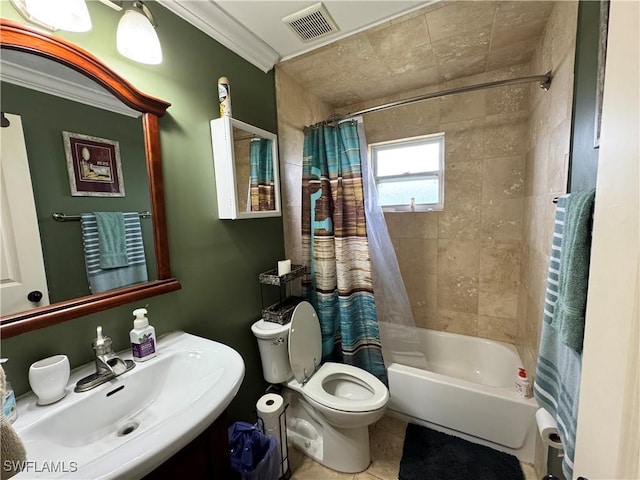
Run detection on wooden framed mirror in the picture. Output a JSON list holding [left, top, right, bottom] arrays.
[[0, 19, 181, 338]]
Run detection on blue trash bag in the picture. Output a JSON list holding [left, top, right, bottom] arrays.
[[228, 421, 281, 480]]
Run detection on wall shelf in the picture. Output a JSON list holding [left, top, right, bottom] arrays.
[[259, 264, 305, 324], [259, 264, 305, 286]]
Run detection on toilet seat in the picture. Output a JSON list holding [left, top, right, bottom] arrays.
[[303, 362, 388, 413], [288, 301, 389, 413]]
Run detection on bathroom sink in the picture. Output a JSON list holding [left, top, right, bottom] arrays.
[[13, 331, 245, 479]]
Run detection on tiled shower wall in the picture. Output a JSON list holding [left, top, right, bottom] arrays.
[[337, 66, 530, 344], [518, 1, 578, 376], [275, 68, 332, 266]]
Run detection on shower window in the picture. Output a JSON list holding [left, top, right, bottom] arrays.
[[369, 133, 444, 212]]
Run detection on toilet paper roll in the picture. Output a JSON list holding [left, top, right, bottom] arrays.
[[257, 393, 288, 476], [535, 408, 563, 449]]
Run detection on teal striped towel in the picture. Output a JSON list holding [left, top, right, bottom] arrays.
[[81, 212, 148, 293], [534, 195, 582, 480]]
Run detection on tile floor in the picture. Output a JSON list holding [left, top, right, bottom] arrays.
[[288, 415, 538, 480]]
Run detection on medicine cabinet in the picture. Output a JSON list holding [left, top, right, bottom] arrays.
[[210, 117, 281, 220]]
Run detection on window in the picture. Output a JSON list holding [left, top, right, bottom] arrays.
[[370, 133, 444, 212]]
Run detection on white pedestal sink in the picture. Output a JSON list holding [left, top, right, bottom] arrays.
[[12, 331, 245, 479]]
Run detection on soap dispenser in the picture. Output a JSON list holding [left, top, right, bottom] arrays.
[[130, 308, 157, 362]]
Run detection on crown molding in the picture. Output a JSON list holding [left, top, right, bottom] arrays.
[[1, 59, 140, 117], [155, 0, 280, 73]]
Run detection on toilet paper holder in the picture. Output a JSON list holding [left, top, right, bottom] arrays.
[[535, 408, 563, 450], [256, 401, 291, 480]]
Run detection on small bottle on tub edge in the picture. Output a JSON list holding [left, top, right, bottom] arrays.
[[130, 308, 157, 362], [516, 367, 532, 398]]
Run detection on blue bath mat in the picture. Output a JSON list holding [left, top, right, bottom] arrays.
[[399, 423, 525, 480]]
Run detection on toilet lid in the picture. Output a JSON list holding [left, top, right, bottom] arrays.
[[288, 301, 322, 384]]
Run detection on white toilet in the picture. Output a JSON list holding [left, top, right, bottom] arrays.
[[251, 301, 389, 473]]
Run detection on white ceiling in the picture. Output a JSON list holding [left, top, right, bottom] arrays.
[[156, 0, 429, 72], [215, 1, 429, 61]]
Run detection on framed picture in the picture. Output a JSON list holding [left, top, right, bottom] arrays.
[[63, 131, 125, 197]]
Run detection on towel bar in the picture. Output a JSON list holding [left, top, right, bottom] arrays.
[[52, 211, 151, 222]]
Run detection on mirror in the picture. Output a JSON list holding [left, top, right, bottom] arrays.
[[0, 19, 180, 338], [211, 117, 281, 219], [1, 79, 156, 309]]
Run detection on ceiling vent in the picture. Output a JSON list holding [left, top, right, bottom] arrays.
[[282, 2, 339, 43]]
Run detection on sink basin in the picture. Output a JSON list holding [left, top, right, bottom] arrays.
[[13, 331, 245, 479]]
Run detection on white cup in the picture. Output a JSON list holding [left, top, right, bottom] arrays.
[[29, 355, 70, 405]]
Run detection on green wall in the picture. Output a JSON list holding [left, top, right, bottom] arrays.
[[1, 83, 155, 302], [1, 2, 283, 422], [569, 0, 601, 191]]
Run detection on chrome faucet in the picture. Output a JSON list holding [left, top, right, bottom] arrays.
[[94, 327, 128, 376], [75, 326, 135, 392]]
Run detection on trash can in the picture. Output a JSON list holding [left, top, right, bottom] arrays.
[[229, 421, 281, 480]]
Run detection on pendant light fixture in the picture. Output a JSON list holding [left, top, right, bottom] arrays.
[[116, 1, 163, 65], [9, 0, 92, 32]]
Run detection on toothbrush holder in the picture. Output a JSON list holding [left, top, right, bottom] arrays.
[[29, 355, 70, 405]]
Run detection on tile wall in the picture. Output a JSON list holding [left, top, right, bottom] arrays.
[[518, 1, 578, 377], [337, 65, 531, 343], [274, 68, 332, 266]]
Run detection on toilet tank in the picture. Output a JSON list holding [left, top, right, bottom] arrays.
[[250, 319, 293, 384]]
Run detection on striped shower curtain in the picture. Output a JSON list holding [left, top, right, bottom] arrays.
[[301, 120, 387, 384], [249, 138, 275, 211]]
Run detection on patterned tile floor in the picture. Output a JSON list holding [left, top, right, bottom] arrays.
[[288, 415, 538, 480]]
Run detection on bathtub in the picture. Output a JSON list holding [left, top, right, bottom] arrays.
[[387, 328, 539, 463]]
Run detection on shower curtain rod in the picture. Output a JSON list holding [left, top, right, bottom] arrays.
[[324, 71, 552, 124]]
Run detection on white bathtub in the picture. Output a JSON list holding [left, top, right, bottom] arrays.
[[387, 328, 539, 463]]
